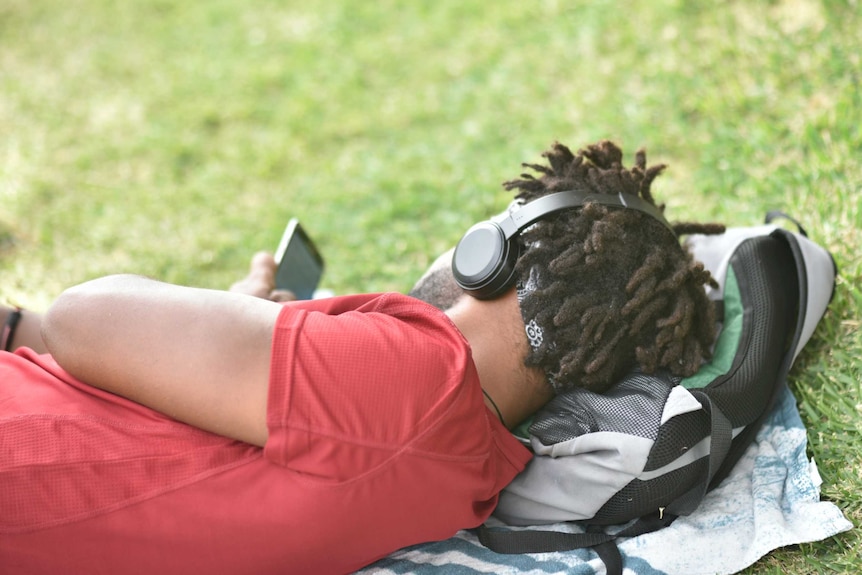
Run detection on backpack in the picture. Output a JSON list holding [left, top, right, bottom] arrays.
[[476, 213, 837, 575]]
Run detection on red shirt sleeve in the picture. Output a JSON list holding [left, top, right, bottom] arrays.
[[264, 293, 489, 482]]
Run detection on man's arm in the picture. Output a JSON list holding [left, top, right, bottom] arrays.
[[42, 274, 282, 446], [2, 251, 292, 356]]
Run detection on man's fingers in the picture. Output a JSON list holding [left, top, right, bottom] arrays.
[[249, 252, 277, 278], [269, 289, 297, 303], [229, 252, 279, 299]]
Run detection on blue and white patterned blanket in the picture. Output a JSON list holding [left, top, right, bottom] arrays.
[[360, 386, 852, 574]]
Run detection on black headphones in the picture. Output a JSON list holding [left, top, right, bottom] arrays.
[[451, 190, 674, 300]]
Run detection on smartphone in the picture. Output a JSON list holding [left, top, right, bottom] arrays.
[[274, 218, 325, 300]]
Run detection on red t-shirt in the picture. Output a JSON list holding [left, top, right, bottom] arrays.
[[0, 293, 531, 575]]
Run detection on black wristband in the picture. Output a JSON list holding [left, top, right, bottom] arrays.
[[1, 308, 23, 352]]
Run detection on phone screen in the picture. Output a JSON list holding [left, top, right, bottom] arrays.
[[274, 219, 325, 300]]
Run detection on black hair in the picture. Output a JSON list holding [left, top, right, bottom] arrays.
[[508, 140, 723, 392]]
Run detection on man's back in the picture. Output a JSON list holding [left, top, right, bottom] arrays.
[[1, 294, 530, 574]]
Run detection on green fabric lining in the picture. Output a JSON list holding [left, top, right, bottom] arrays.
[[681, 266, 743, 389], [513, 418, 532, 442]]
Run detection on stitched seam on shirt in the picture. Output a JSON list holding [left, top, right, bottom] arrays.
[[277, 347, 489, 463], [279, 423, 490, 464], [1, 450, 264, 534], [1, 412, 217, 435], [275, 371, 492, 488], [372, 293, 491, 454]]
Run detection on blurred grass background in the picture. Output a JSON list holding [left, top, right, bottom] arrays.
[[1, 0, 859, 572]]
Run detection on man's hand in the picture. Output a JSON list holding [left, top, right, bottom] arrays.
[[229, 252, 296, 303]]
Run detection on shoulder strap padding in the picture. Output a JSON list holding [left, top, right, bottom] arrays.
[[769, 229, 837, 363]]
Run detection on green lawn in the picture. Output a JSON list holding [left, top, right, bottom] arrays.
[[1, 0, 859, 572]]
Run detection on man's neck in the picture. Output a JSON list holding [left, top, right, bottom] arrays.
[[444, 290, 552, 429]]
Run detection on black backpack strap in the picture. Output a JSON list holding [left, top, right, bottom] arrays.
[[592, 538, 624, 575], [476, 524, 626, 575], [475, 524, 615, 554], [765, 210, 808, 237], [665, 391, 733, 516], [476, 515, 676, 575]]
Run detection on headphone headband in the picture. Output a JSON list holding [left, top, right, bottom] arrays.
[[497, 190, 673, 238], [452, 190, 674, 300]]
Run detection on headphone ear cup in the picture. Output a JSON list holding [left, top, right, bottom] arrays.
[[480, 240, 519, 300], [452, 221, 519, 300]]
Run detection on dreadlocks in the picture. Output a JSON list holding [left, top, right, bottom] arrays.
[[509, 140, 724, 393]]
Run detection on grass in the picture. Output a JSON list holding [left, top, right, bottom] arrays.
[[1, 0, 859, 572]]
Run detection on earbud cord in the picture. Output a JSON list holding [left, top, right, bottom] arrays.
[[482, 388, 507, 428]]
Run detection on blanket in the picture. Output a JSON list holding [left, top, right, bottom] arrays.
[[360, 385, 852, 574]]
